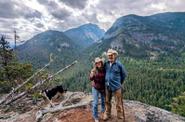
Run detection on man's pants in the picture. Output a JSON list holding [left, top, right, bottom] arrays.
[[105, 87, 125, 119]]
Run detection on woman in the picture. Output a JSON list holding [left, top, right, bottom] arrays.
[[89, 57, 105, 122]]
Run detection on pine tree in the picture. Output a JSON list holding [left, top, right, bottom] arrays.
[[171, 92, 185, 117], [0, 35, 14, 81], [0, 35, 33, 93]]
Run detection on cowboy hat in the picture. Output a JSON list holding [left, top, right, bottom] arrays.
[[94, 57, 104, 63], [106, 49, 118, 56]]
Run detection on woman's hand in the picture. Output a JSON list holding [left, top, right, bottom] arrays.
[[90, 68, 96, 77]]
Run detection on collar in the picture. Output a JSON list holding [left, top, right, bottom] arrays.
[[108, 59, 118, 64]]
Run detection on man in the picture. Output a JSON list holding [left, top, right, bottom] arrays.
[[103, 49, 127, 121]]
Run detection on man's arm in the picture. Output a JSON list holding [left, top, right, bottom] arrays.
[[120, 63, 127, 84]]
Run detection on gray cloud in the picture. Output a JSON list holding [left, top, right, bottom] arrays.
[[60, 0, 88, 9], [0, 0, 185, 44], [34, 23, 44, 28], [38, 0, 71, 20], [52, 12, 69, 19], [24, 10, 42, 19], [37, 0, 47, 5], [0, 1, 20, 18], [84, 13, 99, 23], [0, 1, 42, 19]]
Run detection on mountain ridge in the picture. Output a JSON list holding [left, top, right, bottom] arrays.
[[16, 30, 79, 70], [64, 23, 105, 48], [89, 12, 185, 59]]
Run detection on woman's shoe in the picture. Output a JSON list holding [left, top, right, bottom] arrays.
[[94, 119, 99, 122]]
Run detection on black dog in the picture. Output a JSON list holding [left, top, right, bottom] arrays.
[[42, 85, 67, 107]]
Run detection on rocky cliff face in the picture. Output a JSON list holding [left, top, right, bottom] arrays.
[[125, 100, 185, 122], [0, 92, 184, 122]]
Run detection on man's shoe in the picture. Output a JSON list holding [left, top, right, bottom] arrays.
[[117, 115, 126, 122], [117, 116, 124, 119], [117, 113, 125, 119], [100, 112, 104, 119], [103, 114, 110, 121]]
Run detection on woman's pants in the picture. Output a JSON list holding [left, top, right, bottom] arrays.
[[92, 87, 105, 119]]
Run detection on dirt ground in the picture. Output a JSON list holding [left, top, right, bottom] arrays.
[[42, 102, 136, 122], [0, 102, 136, 122]]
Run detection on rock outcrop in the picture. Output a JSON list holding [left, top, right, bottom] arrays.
[[124, 100, 185, 122], [0, 92, 185, 122]]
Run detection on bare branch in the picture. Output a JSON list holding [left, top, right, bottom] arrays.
[[2, 60, 78, 105]]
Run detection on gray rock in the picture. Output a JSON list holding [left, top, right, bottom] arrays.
[[124, 100, 185, 122]]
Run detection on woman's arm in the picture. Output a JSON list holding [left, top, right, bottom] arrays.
[[89, 68, 96, 81]]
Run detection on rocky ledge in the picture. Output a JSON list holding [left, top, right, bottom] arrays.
[[0, 92, 185, 122]]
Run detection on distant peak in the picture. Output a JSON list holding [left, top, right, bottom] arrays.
[[44, 30, 62, 33], [65, 23, 105, 33], [116, 14, 142, 22], [79, 23, 99, 28], [124, 14, 140, 17]]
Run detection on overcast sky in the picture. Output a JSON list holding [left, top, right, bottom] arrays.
[[0, 0, 185, 45]]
